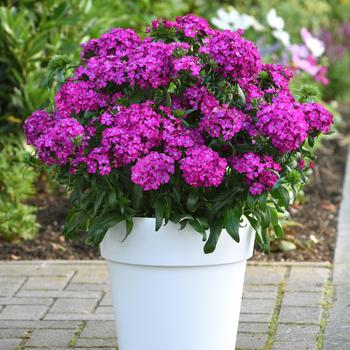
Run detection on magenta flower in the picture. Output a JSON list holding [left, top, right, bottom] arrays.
[[131, 152, 175, 190], [229, 152, 281, 195], [257, 102, 308, 153], [201, 29, 262, 85], [180, 146, 227, 187], [302, 103, 333, 134]]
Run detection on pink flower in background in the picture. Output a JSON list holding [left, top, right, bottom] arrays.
[[300, 28, 325, 58]]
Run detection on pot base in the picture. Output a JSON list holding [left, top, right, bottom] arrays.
[[106, 259, 247, 350]]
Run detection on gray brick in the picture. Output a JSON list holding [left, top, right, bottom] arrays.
[[236, 332, 268, 349], [286, 267, 329, 290], [0, 277, 25, 297], [239, 313, 272, 323], [0, 327, 27, 338], [22, 276, 70, 290], [275, 324, 319, 343], [245, 266, 286, 285], [0, 264, 39, 276], [243, 289, 278, 300], [282, 292, 323, 307], [100, 292, 113, 305], [71, 268, 108, 284], [73, 348, 116, 350], [0, 320, 80, 329], [26, 328, 76, 347], [0, 338, 21, 350], [95, 306, 114, 314], [80, 321, 116, 338], [273, 341, 316, 350], [278, 306, 322, 324], [44, 313, 114, 321], [0, 297, 53, 306], [66, 283, 109, 292], [0, 305, 48, 320], [17, 290, 102, 299], [76, 337, 118, 347], [238, 322, 269, 334], [50, 298, 97, 314], [241, 298, 275, 314], [33, 264, 76, 277]]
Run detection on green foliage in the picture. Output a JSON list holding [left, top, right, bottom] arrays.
[[0, 139, 39, 241], [0, 201, 39, 241]]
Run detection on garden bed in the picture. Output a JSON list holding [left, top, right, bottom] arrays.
[[0, 126, 348, 261]]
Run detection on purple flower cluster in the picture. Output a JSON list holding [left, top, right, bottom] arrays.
[[200, 105, 244, 140], [263, 64, 294, 90], [302, 102, 333, 134], [131, 152, 175, 191], [173, 56, 202, 76], [229, 153, 281, 195], [152, 14, 214, 38], [24, 112, 85, 166], [100, 103, 163, 168], [201, 29, 262, 85], [24, 15, 334, 196], [55, 80, 111, 116], [257, 102, 308, 153], [180, 147, 227, 187], [81, 28, 140, 61], [127, 40, 174, 89]]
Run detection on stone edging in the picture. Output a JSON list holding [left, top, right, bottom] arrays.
[[324, 145, 350, 349]]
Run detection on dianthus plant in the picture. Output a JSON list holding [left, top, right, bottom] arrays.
[[24, 15, 333, 254]]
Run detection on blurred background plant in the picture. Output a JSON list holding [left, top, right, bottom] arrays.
[[0, 137, 39, 241], [0, 0, 349, 255]]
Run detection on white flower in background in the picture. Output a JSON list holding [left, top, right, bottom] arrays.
[[211, 8, 234, 30], [300, 28, 325, 57], [266, 8, 285, 31], [272, 30, 291, 47], [211, 7, 264, 31]]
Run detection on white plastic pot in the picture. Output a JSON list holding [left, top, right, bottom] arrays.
[[100, 217, 255, 350]]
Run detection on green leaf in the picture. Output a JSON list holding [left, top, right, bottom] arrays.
[[204, 219, 222, 254], [154, 198, 165, 231], [223, 207, 241, 243], [63, 209, 86, 239], [272, 186, 290, 208], [108, 190, 117, 209], [308, 135, 315, 147], [186, 190, 198, 212], [269, 207, 284, 239], [132, 185, 143, 210], [86, 213, 123, 246], [121, 217, 133, 241], [93, 191, 105, 216], [188, 218, 207, 241]]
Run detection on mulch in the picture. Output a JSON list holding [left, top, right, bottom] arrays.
[[0, 115, 348, 261]]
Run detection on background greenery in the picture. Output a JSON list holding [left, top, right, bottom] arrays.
[[0, 0, 349, 242]]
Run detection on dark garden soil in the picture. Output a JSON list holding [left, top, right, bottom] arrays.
[[0, 111, 349, 261]]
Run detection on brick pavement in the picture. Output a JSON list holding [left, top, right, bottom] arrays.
[[0, 261, 331, 350]]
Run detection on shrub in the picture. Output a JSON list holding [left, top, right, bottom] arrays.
[[24, 15, 333, 254], [0, 139, 39, 241]]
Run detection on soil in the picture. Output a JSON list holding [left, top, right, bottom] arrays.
[[0, 111, 349, 261]]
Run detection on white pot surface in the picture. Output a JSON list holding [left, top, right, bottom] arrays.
[[100, 217, 255, 350]]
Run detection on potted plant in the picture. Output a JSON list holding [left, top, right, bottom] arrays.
[[24, 14, 333, 350]]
